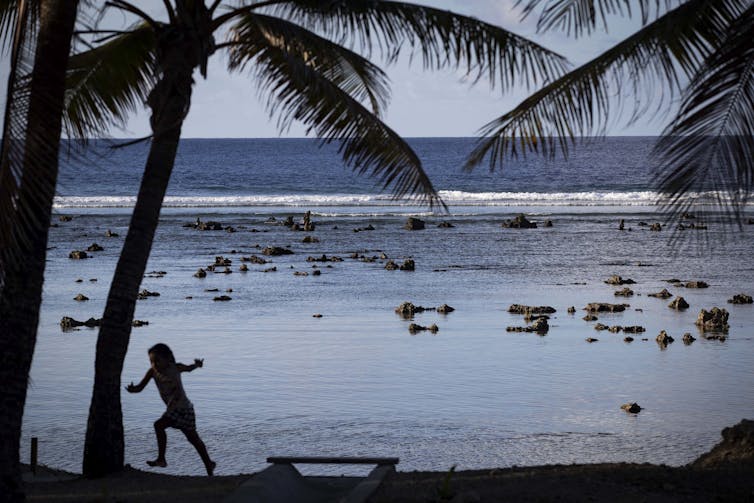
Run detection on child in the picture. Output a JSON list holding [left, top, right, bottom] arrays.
[[126, 343, 216, 476]]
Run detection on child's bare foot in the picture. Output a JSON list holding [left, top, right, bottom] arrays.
[[206, 460, 216, 476], [147, 459, 167, 468]]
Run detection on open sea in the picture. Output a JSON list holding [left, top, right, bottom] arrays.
[[22, 137, 754, 476]]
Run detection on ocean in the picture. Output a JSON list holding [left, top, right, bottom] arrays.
[[23, 137, 754, 476]]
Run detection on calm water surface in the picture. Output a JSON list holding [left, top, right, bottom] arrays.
[[21, 138, 754, 475]]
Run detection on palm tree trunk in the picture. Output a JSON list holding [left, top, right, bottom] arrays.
[[0, 1, 78, 501], [82, 11, 209, 476]]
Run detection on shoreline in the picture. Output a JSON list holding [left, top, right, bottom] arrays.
[[22, 420, 754, 502]]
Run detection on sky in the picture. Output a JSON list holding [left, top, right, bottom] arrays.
[[2, 1, 669, 138]]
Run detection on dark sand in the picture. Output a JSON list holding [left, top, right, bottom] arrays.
[[22, 420, 754, 502]]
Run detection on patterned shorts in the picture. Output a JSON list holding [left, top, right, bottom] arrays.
[[161, 404, 196, 431]]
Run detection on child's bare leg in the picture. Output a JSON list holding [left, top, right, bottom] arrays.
[[182, 429, 215, 476], [147, 417, 171, 467]]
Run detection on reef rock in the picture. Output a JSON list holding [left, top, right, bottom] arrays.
[[728, 293, 753, 304], [605, 275, 635, 285], [695, 307, 729, 332], [656, 330, 674, 346], [668, 296, 690, 310], [262, 246, 293, 256], [502, 214, 537, 229], [584, 303, 629, 313], [648, 288, 673, 299], [614, 287, 634, 297], [693, 419, 754, 468], [404, 217, 425, 230], [621, 402, 642, 413]]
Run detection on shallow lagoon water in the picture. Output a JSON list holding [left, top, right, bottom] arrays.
[[21, 138, 754, 475]]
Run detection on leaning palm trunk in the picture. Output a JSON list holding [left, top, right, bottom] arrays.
[[0, 1, 78, 500], [82, 8, 208, 477]]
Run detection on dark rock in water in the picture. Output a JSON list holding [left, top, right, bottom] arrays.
[[621, 402, 642, 413], [312, 269, 321, 276], [695, 307, 729, 332], [205, 288, 219, 292], [86, 243, 104, 252], [508, 304, 556, 315], [682, 212, 696, 219], [213, 295, 232, 301], [682, 333, 696, 345], [74, 294, 89, 302], [618, 219, 625, 231], [189, 218, 223, 231], [437, 221, 454, 228], [239, 264, 248, 272], [608, 325, 623, 333], [75, 278, 83, 283], [436, 304, 455, 314], [623, 336, 634, 342], [59, 215, 73, 222], [605, 275, 635, 285], [703, 333, 727, 341], [668, 296, 689, 310], [664, 278, 682, 283], [384, 260, 399, 270], [409, 323, 438, 334], [649, 222, 662, 231], [399, 259, 415, 271], [584, 303, 629, 312], [302, 236, 319, 243], [544, 220, 553, 227], [683, 280, 709, 288], [594, 323, 609, 331], [132, 320, 149, 327], [648, 288, 673, 299], [728, 293, 753, 304], [404, 217, 425, 230], [395, 302, 432, 317], [216, 267, 232, 274], [302, 211, 315, 232], [263, 267, 277, 273], [312, 314, 323, 318], [214, 256, 231, 266], [502, 214, 537, 229], [693, 419, 754, 468], [656, 330, 674, 346], [262, 246, 293, 256], [622, 326, 646, 333], [506, 318, 549, 334], [137, 289, 160, 300], [307, 254, 343, 263], [69, 250, 89, 259], [614, 287, 634, 297], [60, 316, 101, 330], [567, 306, 576, 314], [242, 255, 267, 264], [293, 271, 309, 276], [194, 268, 207, 278], [105, 229, 119, 237], [748, 218, 754, 225], [583, 314, 598, 322], [145, 270, 167, 278], [353, 224, 376, 232], [585, 338, 598, 343]]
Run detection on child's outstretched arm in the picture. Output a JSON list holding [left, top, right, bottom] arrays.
[[126, 368, 153, 393], [177, 359, 203, 372]]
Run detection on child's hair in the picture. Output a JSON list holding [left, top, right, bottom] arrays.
[[148, 343, 176, 364]]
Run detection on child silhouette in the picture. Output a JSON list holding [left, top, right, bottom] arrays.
[[126, 343, 215, 475]]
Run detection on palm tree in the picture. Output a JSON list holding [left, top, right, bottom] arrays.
[[0, 1, 79, 500], [70, 0, 570, 477], [465, 0, 754, 225]]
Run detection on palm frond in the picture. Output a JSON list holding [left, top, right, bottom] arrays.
[[226, 12, 443, 208], [654, 4, 754, 226], [63, 22, 156, 139], [0, 0, 38, 52], [0, 0, 37, 289], [225, 11, 391, 116], [516, 0, 676, 38], [246, 0, 569, 91], [465, 0, 743, 172]]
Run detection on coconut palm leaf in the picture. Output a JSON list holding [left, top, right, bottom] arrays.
[[226, 11, 391, 116], [0, 0, 38, 288], [515, 0, 676, 38], [654, 4, 754, 225], [219, 0, 569, 91], [63, 22, 156, 139], [0, 0, 38, 51], [226, 11, 443, 207], [464, 0, 744, 172]]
